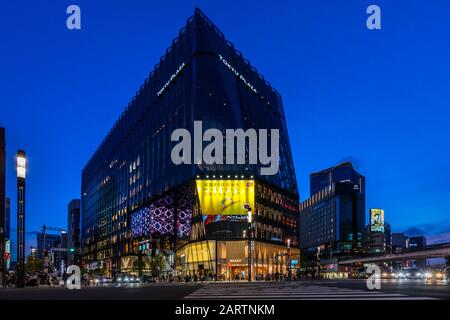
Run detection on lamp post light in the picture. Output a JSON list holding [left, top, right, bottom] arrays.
[[316, 246, 321, 280], [287, 238, 291, 280], [247, 209, 253, 282], [16, 150, 26, 288]]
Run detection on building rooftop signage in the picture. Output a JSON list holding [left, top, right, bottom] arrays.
[[157, 62, 186, 97], [219, 54, 258, 94]]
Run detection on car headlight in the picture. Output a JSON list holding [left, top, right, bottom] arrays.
[[117, 277, 122, 282]]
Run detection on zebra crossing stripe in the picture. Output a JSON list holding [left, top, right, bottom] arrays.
[[184, 284, 438, 300]]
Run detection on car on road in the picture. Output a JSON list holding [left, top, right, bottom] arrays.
[[115, 274, 142, 284]]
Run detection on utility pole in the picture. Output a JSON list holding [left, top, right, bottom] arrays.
[[41, 225, 66, 274]]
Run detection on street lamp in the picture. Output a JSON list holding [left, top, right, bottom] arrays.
[[287, 238, 291, 280], [247, 209, 253, 282], [316, 246, 321, 280], [16, 150, 26, 288]]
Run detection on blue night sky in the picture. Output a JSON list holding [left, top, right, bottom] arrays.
[[1, 0, 450, 256]]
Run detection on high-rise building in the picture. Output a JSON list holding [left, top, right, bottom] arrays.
[[365, 208, 392, 254], [81, 8, 299, 279], [392, 232, 409, 252], [4, 198, 10, 271], [67, 199, 81, 265], [310, 162, 365, 197], [408, 236, 426, 250], [4, 197, 10, 241], [384, 222, 392, 252], [407, 236, 427, 268], [299, 179, 365, 257], [365, 222, 392, 254], [54, 232, 68, 275]]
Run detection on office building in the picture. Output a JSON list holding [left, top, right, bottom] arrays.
[[299, 163, 365, 256], [408, 236, 426, 250], [4, 198, 10, 270], [365, 209, 392, 254], [408, 236, 427, 268], [81, 8, 299, 279], [310, 162, 365, 198], [392, 232, 409, 252]]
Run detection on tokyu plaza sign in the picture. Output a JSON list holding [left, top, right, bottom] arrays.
[[157, 53, 259, 97], [218, 54, 258, 94]]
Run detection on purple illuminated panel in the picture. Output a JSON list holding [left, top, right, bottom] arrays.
[[176, 185, 194, 238], [131, 185, 194, 239], [131, 195, 175, 237], [177, 208, 193, 238]]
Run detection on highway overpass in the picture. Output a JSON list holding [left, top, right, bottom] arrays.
[[339, 243, 450, 265]]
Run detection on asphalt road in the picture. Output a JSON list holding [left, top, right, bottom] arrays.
[[0, 279, 448, 300], [307, 279, 450, 299]]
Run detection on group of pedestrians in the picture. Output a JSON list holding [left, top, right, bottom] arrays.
[[1, 273, 15, 288]]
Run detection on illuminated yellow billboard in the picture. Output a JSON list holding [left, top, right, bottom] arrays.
[[370, 208, 385, 233], [196, 180, 255, 216]]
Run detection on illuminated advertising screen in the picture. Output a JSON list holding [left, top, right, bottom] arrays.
[[196, 180, 255, 224], [370, 208, 385, 233]]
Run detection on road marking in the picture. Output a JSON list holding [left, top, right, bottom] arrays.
[[184, 283, 438, 300]]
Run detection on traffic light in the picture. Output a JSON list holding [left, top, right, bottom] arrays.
[[69, 248, 76, 253]]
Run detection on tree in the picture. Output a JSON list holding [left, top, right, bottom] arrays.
[[150, 253, 168, 278], [25, 256, 43, 274], [132, 259, 146, 275]]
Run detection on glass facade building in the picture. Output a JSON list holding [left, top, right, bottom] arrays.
[[81, 8, 299, 279], [310, 162, 365, 198]]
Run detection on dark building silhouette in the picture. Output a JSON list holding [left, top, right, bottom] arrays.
[[365, 220, 392, 254], [36, 233, 61, 260], [407, 235, 427, 268], [67, 199, 81, 265], [4, 198, 10, 240], [409, 236, 426, 250], [81, 8, 299, 279], [310, 162, 365, 198], [392, 232, 409, 252]]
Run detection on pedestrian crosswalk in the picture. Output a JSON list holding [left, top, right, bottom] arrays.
[[184, 282, 437, 300]]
